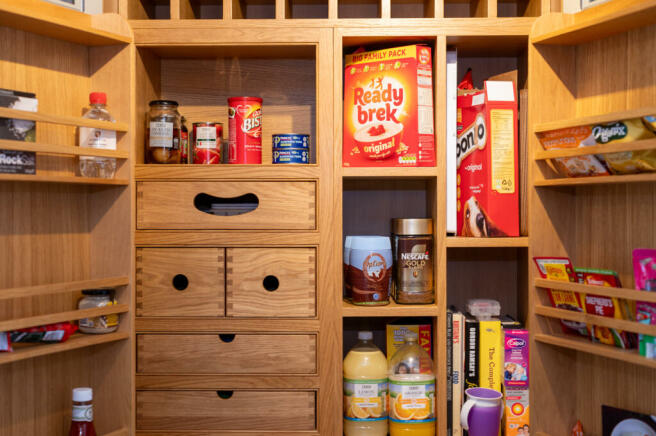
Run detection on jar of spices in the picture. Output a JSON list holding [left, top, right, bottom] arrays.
[[348, 236, 392, 306], [146, 100, 181, 164], [78, 289, 119, 334], [392, 218, 434, 304]]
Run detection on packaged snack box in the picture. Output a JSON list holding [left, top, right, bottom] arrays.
[[386, 318, 432, 361], [503, 329, 529, 390], [504, 389, 530, 436], [343, 45, 435, 167]]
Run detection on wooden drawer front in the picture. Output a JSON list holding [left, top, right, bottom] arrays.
[[137, 334, 317, 374], [137, 390, 316, 431], [136, 248, 225, 317], [226, 248, 316, 318], [137, 181, 316, 230]]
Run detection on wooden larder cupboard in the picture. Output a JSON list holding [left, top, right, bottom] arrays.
[[0, 0, 654, 435]]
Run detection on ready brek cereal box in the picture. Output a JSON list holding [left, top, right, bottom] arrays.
[[456, 73, 519, 237], [343, 45, 435, 167]]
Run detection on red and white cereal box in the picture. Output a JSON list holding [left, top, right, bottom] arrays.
[[343, 45, 435, 167], [456, 81, 519, 237]]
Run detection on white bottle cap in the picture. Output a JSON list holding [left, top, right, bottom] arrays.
[[344, 236, 353, 263], [358, 331, 373, 340], [350, 236, 391, 251], [73, 387, 93, 402]]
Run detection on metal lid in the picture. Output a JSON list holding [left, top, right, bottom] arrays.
[[392, 218, 433, 235], [193, 121, 222, 126], [228, 96, 262, 103], [82, 288, 113, 296], [149, 100, 178, 106]]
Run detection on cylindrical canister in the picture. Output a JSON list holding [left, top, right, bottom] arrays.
[[348, 236, 392, 306], [228, 96, 262, 164], [272, 134, 310, 149], [273, 148, 309, 164], [392, 218, 434, 304], [192, 122, 223, 164]]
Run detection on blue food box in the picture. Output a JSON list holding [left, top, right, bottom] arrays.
[[272, 133, 310, 149], [273, 148, 309, 164]]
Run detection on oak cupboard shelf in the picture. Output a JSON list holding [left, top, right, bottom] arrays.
[[0, 304, 129, 332], [532, 105, 656, 133], [534, 173, 656, 187], [135, 164, 320, 180], [445, 237, 529, 247], [0, 139, 130, 159], [535, 333, 656, 370], [0, 332, 129, 366], [342, 166, 437, 178], [0, 0, 131, 46], [0, 173, 130, 186], [0, 107, 129, 132], [342, 300, 440, 317], [530, 0, 656, 45], [102, 428, 129, 436], [534, 138, 656, 160], [535, 305, 656, 336], [535, 278, 656, 303], [0, 276, 130, 301]]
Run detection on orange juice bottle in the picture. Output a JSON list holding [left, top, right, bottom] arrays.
[[343, 331, 388, 436], [388, 332, 436, 436]]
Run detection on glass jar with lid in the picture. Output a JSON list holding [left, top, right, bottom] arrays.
[[146, 100, 181, 164], [78, 289, 119, 334], [392, 218, 434, 304]]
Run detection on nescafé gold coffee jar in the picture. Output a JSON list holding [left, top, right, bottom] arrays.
[[392, 218, 434, 304]]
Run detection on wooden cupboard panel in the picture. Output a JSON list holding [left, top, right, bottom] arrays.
[[137, 181, 316, 230], [226, 248, 316, 318], [136, 390, 316, 431], [136, 248, 225, 317], [137, 334, 317, 374]]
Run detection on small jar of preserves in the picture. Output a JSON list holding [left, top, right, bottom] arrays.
[[146, 100, 181, 164], [78, 289, 119, 334]]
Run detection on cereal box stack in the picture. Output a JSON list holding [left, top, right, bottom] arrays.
[[343, 45, 435, 167]]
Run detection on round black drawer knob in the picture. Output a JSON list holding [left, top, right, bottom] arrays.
[[262, 275, 279, 292], [172, 274, 189, 291]]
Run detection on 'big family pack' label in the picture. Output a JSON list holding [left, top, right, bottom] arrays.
[[343, 45, 435, 167]]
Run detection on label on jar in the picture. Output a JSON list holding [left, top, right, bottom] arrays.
[[344, 378, 387, 421], [394, 236, 433, 297], [72, 404, 93, 422], [79, 128, 117, 150], [149, 121, 174, 148], [195, 126, 218, 149], [389, 377, 435, 423], [79, 300, 118, 330], [348, 249, 393, 305]]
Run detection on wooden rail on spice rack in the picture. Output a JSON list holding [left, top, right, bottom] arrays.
[[0, 331, 129, 366], [0, 276, 129, 301], [534, 138, 656, 160], [0, 173, 130, 185], [535, 278, 656, 303], [535, 333, 656, 370], [0, 108, 129, 132], [446, 237, 529, 247], [0, 139, 130, 159], [533, 106, 656, 133], [342, 300, 440, 317], [535, 305, 656, 336], [534, 173, 656, 187], [0, 304, 129, 332]]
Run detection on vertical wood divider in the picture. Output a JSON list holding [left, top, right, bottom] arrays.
[[430, 0, 442, 18], [170, 0, 181, 18], [328, 0, 338, 19], [381, 0, 391, 19], [487, 0, 498, 17], [179, 0, 196, 18]]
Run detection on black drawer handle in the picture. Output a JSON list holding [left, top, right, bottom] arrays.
[[218, 334, 235, 343], [263, 275, 279, 292], [194, 193, 259, 216], [172, 274, 189, 291], [216, 391, 233, 399]]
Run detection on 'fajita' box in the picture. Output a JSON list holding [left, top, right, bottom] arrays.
[[386, 318, 432, 361], [343, 44, 435, 167]]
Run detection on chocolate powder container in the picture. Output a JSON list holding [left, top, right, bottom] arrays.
[[392, 218, 434, 304]]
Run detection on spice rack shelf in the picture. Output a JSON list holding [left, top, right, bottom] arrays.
[[135, 164, 320, 180], [342, 300, 440, 317], [0, 304, 130, 332], [0, 276, 130, 301], [0, 0, 131, 46], [0, 107, 129, 132], [535, 278, 656, 304], [0, 332, 129, 366], [0, 139, 130, 159], [535, 333, 656, 370], [342, 167, 437, 179], [0, 174, 130, 185], [534, 138, 656, 161], [445, 237, 529, 247], [532, 106, 656, 133], [534, 173, 656, 187], [535, 305, 656, 336], [530, 0, 656, 45]]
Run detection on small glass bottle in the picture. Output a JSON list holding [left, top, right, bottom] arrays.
[[69, 387, 97, 436], [79, 92, 117, 179], [78, 289, 119, 334], [180, 116, 189, 164], [146, 100, 181, 164]]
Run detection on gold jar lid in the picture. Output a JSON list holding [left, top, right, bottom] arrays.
[[392, 218, 433, 235]]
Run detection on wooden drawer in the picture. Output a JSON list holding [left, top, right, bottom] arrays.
[[226, 248, 316, 318], [136, 390, 316, 431], [136, 248, 225, 317], [137, 181, 316, 230], [137, 333, 317, 374]]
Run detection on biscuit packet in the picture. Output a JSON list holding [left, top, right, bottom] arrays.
[[536, 126, 610, 177], [534, 257, 588, 338], [599, 116, 656, 174], [633, 248, 656, 358]]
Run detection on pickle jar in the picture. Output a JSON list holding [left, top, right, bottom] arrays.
[[146, 100, 181, 164], [392, 218, 434, 304]]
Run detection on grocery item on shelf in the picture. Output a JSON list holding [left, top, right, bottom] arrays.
[[180, 116, 189, 164], [273, 133, 310, 148], [391, 218, 434, 304], [272, 133, 310, 164], [79, 92, 117, 178], [0, 88, 37, 142], [460, 387, 504, 436], [228, 96, 262, 164], [1, 322, 79, 352], [348, 236, 393, 306], [571, 420, 584, 436], [457, 69, 519, 237], [69, 387, 97, 436], [0, 150, 36, 175], [146, 100, 181, 164], [192, 122, 223, 164], [78, 289, 119, 334], [503, 329, 529, 390], [386, 319, 432, 362], [388, 331, 436, 436], [344, 236, 353, 301], [633, 248, 656, 359], [503, 389, 529, 436], [343, 330, 388, 436], [343, 44, 435, 168]]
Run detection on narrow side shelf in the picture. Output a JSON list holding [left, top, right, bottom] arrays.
[[342, 167, 437, 179], [533, 106, 656, 133], [534, 138, 656, 160], [0, 331, 129, 366], [0, 174, 130, 186], [446, 237, 529, 247], [0, 276, 130, 301], [342, 300, 439, 317], [535, 278, 656, 303], [0, 107, 129, 132], [0, 139, 130, 159], [0, 304, 129, 332], [535, 305, 656, 336], [535, 333, 656, 370], [534, 173, 656, 187]]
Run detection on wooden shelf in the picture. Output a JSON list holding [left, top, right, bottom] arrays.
[[0, 331, 129, 366], [535, 305, 656, 336], [0, 139, 130, 159], [0, 107, 129, 132], [446, 237, 529, 247], [0, 304, 129, 332], [0, 173, 129, 186], [535, 278, 656, 303], [0, 0, 131, 46], [534, 173, 656, 187], [535, 138, 656, 160], [0, 276, 129, 301], [533, 106, 656, 133], [342, 300, 439, 317], [103, 429, 129, 436], [342, 167, 437, 179], [535, 333, 656, 370], [135, 164, 320, 180], [531, 0, 656, 45]]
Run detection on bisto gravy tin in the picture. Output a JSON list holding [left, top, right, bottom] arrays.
[[228, 96, 262, 164]]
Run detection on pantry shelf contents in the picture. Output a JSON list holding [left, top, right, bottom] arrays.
[[534, 305, 656, 337], [534, 278, 656, 304], [534, 138, 656, 161], [0, 276, 129, 301], [0, 139, 130, 159], [0, 305, 129, 332]]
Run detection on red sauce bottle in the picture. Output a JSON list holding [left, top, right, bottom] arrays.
[[69, 388, 97, 436]]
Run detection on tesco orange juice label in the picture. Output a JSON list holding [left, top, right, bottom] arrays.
[[343, 378, 388, 421], [343, 45, 435, 167], [389, 376, 435, 424]]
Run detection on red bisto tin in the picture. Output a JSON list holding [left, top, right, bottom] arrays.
[[228, 96, 262, 164]]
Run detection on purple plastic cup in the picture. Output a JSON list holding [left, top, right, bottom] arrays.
[[460, 387, 504, 436]]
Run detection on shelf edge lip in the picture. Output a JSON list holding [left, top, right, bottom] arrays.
[[534, 278, 656, 303], [535, 305, 656, 336], [0, 107, 129, 132], [0, 139, 130, 159], [445, 237, 529, 247], [0, 276, 130, 301], [532, 106, 656, 133], [0, 304, 129, 331], [534, 138, 656, 161], [0, 174, 130, 186], [534, 173, 656, 187]]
